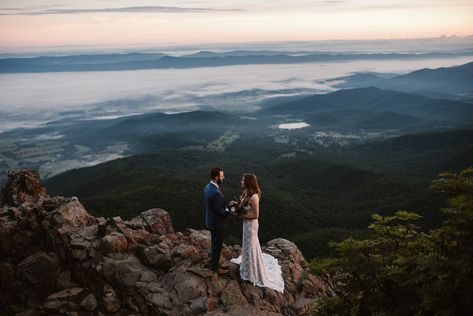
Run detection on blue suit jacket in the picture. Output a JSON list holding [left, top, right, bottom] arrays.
[[204, 182, 228, 230]]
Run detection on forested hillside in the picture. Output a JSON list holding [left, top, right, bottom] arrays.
[[46, 129, 473, 258]]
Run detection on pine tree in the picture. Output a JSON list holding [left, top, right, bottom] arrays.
[[310, 167, 473, 316]]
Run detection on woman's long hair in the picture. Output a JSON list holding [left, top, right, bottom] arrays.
[[240, 173, 262, 206]]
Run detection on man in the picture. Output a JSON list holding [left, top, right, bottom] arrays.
[[204, 167, 230, 274]]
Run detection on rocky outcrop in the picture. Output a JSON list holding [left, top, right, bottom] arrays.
[[0, 169, 333, 315], [0, 169, 47, 206]]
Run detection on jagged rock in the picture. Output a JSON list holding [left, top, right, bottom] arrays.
[[121, 227, 152, 251], [56, 270, 74, 290], [54, 199, 95, 228], [187, 267, 214, 279], [80, 293, 98, 311], [136, 244, 172, 271], [189, 296, 206, 314], [46, 287, 84, 301], [100, 232, 128, 254], [18, 251, 61, 293], [42, 287, 84, 313], [185, 228, 211, 249], [220, 279, 248, 306], [13, 308, 37, 316], [40, 196, 70, 211], [102, 254, 144, 287], [151, 291, 173, 310], [173, 273, 207, 303], [77, 223, 99, 240], [0, 169, 333, 315], [267, 238, 305, 264], [206, 296, 218, 312], [136, 208, 175, 235], [240, 281, 265, 305], [0, 170, 47, 206], [0, 214, 17, 255], [69, 237, 90, 261], [102, 284, 121, 313], [293, 296, 312, 314], [140, 270, 158, 282], [171, 244, 198, 259]]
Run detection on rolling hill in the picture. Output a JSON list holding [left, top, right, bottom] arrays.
[[332, 60, 473, 98], [259, 87, 473, 130], [43, 127, 473, 259]]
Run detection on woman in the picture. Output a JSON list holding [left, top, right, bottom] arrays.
[[230, 174, 284, 293]]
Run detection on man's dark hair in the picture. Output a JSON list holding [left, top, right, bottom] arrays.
[[210, 167, 223, 179]]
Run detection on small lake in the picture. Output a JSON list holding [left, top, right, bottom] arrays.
[[278, 122, 310, 130]]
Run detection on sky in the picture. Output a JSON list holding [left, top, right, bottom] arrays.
[[0, 0, 472, 51]]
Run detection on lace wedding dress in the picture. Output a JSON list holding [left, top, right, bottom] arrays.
[[230, 195, 285, 293]]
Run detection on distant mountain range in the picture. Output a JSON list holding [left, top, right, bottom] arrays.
[[259, 86, 473, 130], [332, 61, 473, 98], [1, 51, 472, 73]]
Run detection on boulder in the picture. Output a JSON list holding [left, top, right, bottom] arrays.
[[137, 208, 175, 235], [172, 273, 207, 303], [100, 232, 128, 254], [42, 287, 84, 314], [136, 244, 172, 271], [80, 293, 98, 311], [267, 238, 306, 264], [102, 254, 144, 287], [54, 199, 95, 228], [185, 228, 211, 249], [18, 251, 61, 293]]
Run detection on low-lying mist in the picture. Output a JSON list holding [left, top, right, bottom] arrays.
[[0, 56, 472, 133]]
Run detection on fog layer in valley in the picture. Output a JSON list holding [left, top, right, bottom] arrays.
[[1, 56, 472, 133]]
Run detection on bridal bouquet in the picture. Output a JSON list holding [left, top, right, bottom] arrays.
[[228, 197, 249, 215]]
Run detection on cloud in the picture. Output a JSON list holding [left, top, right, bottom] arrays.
[[0, 8, 25, 11], [0, 5, 244, 16], [338, 0, 473, 11]]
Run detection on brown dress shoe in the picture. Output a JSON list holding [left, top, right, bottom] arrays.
[[213, 268, 229, 275]]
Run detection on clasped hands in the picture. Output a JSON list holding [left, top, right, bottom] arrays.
[[227, 197, 249, 217]]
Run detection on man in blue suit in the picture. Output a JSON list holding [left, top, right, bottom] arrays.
[[204, 167, 230, 274]]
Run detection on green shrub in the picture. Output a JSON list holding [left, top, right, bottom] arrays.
[[310, 167, 473, 316]]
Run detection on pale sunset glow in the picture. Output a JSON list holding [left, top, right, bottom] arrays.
[[0, 0, 472, 50]]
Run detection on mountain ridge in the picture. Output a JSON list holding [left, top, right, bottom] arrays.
[[2, 51, 472, 73], [259, 87, 473, 129], [332, 60, 473, 97]]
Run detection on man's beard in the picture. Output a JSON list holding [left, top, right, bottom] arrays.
[[217, 179, 222, 184]]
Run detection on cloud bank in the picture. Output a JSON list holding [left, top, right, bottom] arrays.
[[0, 5, 243, 16]]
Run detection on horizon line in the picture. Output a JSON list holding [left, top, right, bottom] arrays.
[[1, 34, 472, 52]]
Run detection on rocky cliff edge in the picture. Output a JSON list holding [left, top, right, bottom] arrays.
[[0, 169, 333, 316]]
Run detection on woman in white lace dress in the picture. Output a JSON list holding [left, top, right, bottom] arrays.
[[230, 174, 285, 293]]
